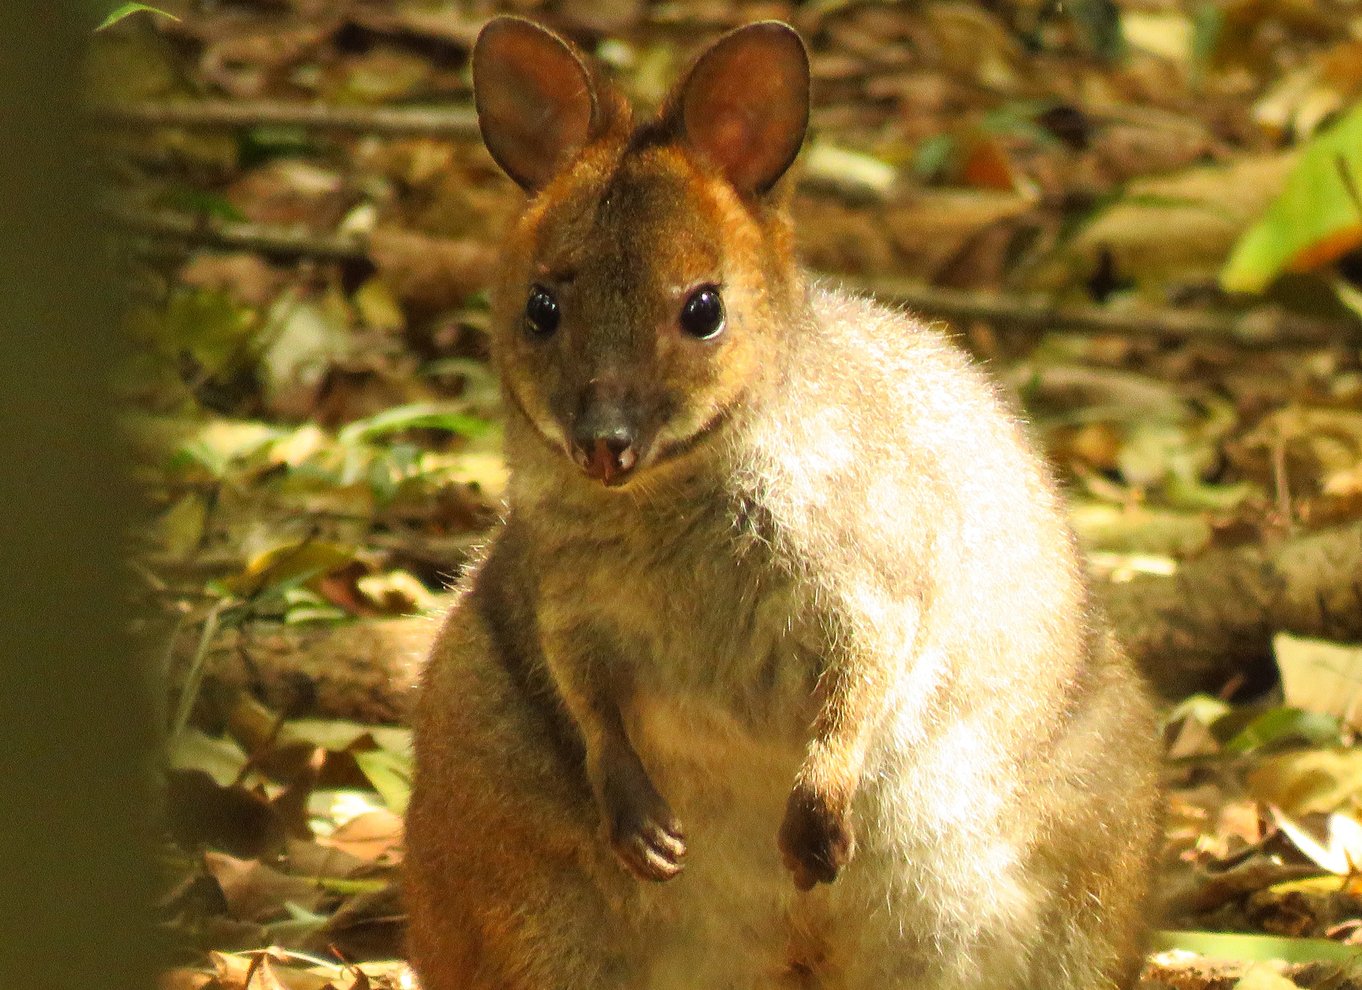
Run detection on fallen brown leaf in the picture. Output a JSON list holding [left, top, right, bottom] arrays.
[[369, 229, 496, 314], [204, 851, 329, 924], [316, 810, 403, 864]]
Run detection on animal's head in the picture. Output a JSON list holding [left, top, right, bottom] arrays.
[[473, 17, 810, 488]]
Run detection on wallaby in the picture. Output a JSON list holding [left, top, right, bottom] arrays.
[[404, 16, 1160, 990]]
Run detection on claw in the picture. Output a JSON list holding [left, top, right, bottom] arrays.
[[614, 815, 687, 881]]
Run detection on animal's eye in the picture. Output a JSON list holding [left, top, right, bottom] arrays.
[[525, 285, 560, 338], [680, 285, 725, 340]]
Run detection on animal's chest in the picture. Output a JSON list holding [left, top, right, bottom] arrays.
[[574, 502, 820, 730]]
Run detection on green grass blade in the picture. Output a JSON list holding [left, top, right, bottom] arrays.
[[97, 3, 180, 31], [1152, 929, 1362, 964]]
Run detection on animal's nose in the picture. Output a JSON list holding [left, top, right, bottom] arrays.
[[571, 427, 637, 486]]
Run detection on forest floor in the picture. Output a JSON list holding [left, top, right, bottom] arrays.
[[91, 1, 1362, 988]]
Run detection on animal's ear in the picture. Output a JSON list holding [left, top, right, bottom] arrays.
[[472, 17, 601, 191], [668, 22, 810, 196]]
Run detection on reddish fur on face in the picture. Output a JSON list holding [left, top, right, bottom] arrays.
[[492, 134, 802, 484]]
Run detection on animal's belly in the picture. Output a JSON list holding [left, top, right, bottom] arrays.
[[625, 695, 808, 988], [628, 692, 803, 874]]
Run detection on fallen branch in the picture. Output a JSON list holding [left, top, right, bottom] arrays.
[[107, 208, 1360, 348], [838, 275, 1361, 349], [89, 99, 480, 140], [188, 520, 1362, 720], [1098, 518, 1362, 699], [203, 616, 440, 724], [91, 100, 891, 200], [107, 205, 367, 260]]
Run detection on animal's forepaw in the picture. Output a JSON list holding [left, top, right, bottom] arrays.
[[601, 764, 687, 882], [778, 784, 854, 890]]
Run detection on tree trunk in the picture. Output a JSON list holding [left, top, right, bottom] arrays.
[[1, 4, 158, 987]]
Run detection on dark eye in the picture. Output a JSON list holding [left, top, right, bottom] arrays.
[[680, 285, 724, 340], [524, 285, 560, 338]]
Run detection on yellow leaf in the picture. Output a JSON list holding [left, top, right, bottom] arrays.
[[1248, 747, 1362, 816], [1232, 963, 1305, 990], [1275, 634, 1362, 731], [223, 540, 357, 597]]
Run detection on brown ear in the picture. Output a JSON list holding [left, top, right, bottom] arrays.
[[671, 22, 810, 196], [472, 17, 601, 191]]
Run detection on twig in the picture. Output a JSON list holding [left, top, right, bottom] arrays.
[[154, 607, 191, 740], [105, 204, 367, 260], [838, 274, 1361, 349], [170, 597, 231, 739], [91, 99, 890, 200], [1271, 430, 1295, 531], [1007, 363, 1189, 418], [88, 98, 480, 140], [103, 206, 1362, 348]]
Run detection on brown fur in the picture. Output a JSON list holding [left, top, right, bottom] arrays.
[[406, 18, 1160, 990]]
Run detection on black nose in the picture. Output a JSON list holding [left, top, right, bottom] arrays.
[[570, 426, 636, 486]]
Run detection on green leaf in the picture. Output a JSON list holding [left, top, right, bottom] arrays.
[[240, 127, 315, 168], [97, 2, 180, 31], [162, 188, 245, 223], [307, 876, 391, 896], [981, 101, 1065, 147], [1163, 693, 1232, 730], [281, 588, 349, 626], [137, 288, 258, 377], [1221, 706, 1341, 755], [1222, 101, 1362, 293], [167, 729, 248, 787], [221, 540, 357, 598], [353, 749, 412, 815], [285, 719, 411, 757], [167, 421, 280, 479], [1068, 0, 1125, 61], [337, 402, 489, 445], [1151, 929, 1362, 964], [170, 439, 228, 480], [1190, 2, 1224, 69], [1161, 473, 1257, 512], [911, 134, 957, 182]]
